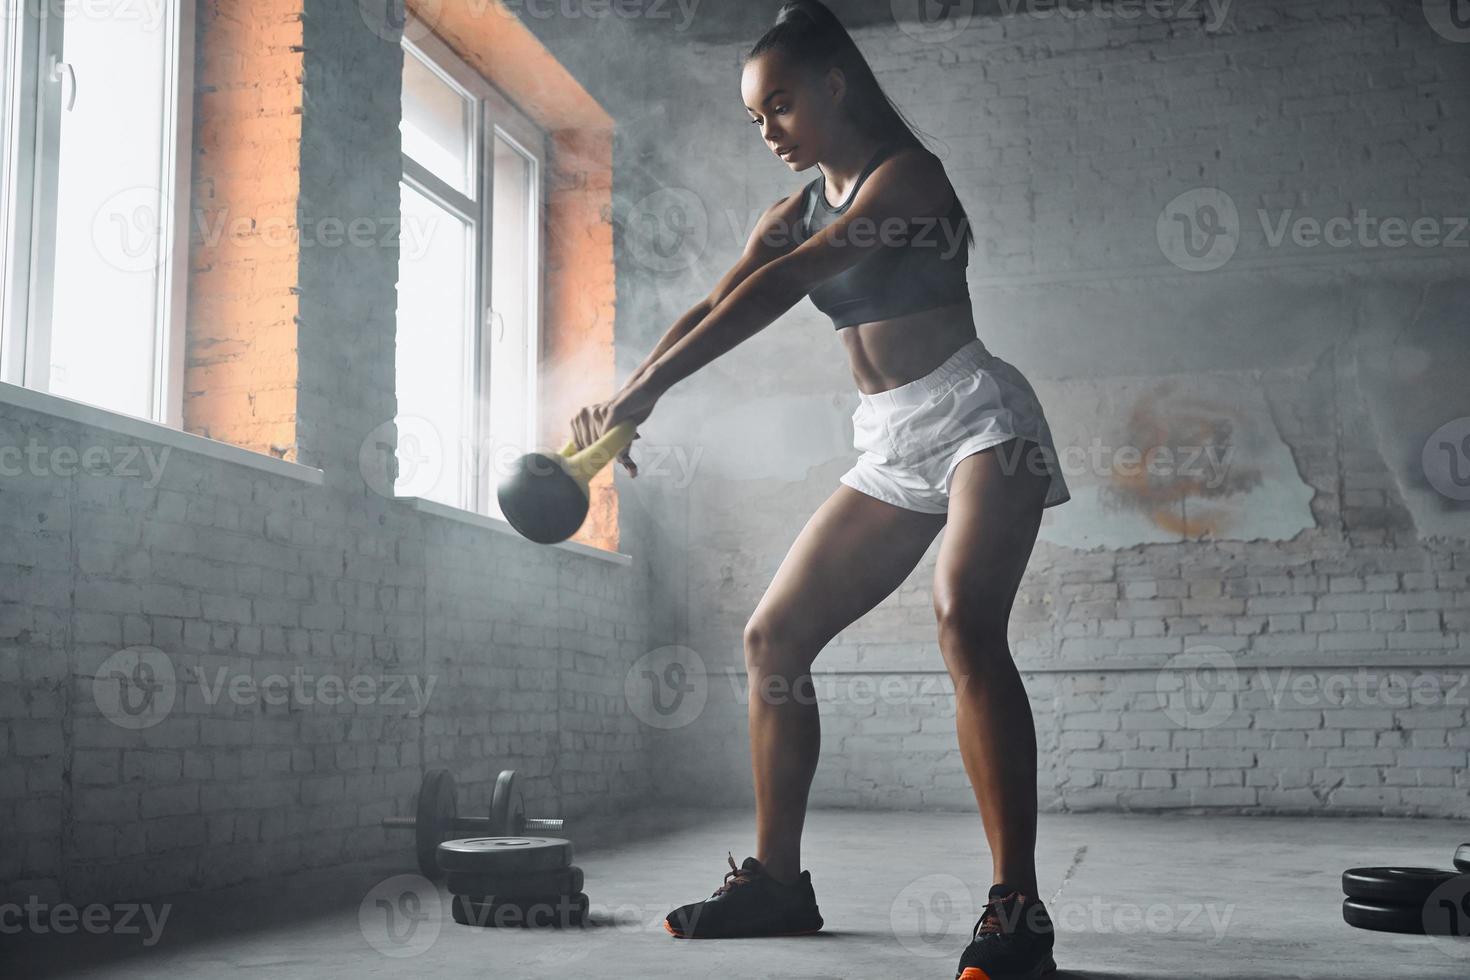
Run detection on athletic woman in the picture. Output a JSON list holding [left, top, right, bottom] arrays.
[[569, 3, 1068, 977]]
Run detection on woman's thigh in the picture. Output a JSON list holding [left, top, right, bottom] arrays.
[[933, 438, 1049, 648], [746, 485, 946, 670]]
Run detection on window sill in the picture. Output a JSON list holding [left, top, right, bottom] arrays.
[[0, 381, 325, 486], [404, 495, 633, 567]]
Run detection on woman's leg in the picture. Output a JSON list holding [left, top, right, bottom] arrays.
[[745, 485, 946, 886], [933, 438, 1051, 898]]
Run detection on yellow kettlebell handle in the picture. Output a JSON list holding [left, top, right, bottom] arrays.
[[558, 420, 638, 485]]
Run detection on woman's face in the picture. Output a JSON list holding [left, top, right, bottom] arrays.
[[741, 53, 836, 171]]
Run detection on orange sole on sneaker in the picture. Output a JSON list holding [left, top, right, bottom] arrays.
[[958, 956, 1058, 980], [662, 919, 824, 939]]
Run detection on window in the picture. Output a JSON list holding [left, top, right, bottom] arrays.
[[395, 22, 544, 521], [0, 0, 194, 425]]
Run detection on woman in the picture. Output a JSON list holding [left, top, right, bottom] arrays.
[[569, 3, 1066, 977]]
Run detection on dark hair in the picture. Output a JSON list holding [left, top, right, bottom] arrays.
[[748, 0, 974, 252]]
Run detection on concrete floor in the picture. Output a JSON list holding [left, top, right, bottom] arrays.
[[9, 807, 1470, 978]]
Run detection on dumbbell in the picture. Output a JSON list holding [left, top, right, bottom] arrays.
[[383, 769, 565, 879]]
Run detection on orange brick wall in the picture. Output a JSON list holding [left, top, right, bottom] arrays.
[[185, 0, 304, 462], [186, 1, 617, 550]]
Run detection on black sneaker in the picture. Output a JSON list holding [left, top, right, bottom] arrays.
[[663, 852, 825, 939], [955, 884, 1057, 980]]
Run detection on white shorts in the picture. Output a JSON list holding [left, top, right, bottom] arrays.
[[839, 337, 1071, 514]]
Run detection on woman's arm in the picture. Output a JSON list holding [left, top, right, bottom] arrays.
[[616, 189, 807, 397], [621, 298, 713, 393], [634, 146, 950, 400]]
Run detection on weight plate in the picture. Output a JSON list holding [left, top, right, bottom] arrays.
[[436, 836, 574, 875], [1341, 867, 1461, 904], [491, 769, 526, 837], [1455, 844, 1470, 873], [451, 892, 589, 928], [415, 770, 456, 879], [447, 865, 584, 899], [1343, 897, 1427, 935]]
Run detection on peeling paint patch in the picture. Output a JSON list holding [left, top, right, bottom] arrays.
[[1038, 373, 1316, 549]]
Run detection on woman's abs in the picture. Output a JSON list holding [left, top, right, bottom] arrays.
[[840, 302, 978, 395]]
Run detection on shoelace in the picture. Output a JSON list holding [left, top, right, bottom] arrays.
[[712, 851, 759, 898], [974, 891, 1029, 939]]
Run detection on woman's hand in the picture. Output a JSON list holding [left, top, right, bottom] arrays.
[[569, 383, 659, 477]]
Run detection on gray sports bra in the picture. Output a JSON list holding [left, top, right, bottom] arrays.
[[794, 140, 971, 330]]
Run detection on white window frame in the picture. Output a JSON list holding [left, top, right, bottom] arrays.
[[0, 0, 195, 428], [400, 18, 546, 517]]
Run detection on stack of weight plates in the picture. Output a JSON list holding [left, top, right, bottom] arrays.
[[1341, 846, 1470, 937], [437, 836, 588, 928]]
